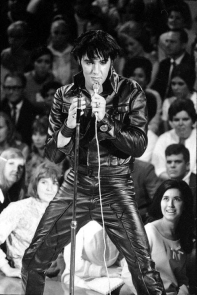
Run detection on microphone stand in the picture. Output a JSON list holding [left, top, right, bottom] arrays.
[[69, 95, 81, 295]]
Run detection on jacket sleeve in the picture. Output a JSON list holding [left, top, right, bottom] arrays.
[[98, 82, 148, 158], [45, 86, 75, 163]]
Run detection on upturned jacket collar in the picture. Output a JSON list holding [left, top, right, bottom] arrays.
[[73, 66, 119, 96]]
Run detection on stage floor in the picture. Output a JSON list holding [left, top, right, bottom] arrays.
[[0, 274, 103, 295]]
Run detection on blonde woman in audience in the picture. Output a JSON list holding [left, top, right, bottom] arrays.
[[0, 161, 61, 278], [0, 112, 29, 159], [152, 99, 196, 180], [0, 148, 26, 214]]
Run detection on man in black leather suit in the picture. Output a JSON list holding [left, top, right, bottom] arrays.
[[21, 30, 165, 295]]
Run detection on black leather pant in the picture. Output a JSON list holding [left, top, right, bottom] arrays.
[[21, 166, 165, 295]]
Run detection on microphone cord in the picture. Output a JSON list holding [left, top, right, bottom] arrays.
[[94, 113, 112, 295]]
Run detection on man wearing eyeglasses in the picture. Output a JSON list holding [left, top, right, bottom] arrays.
[[1, 72, 38, 146]]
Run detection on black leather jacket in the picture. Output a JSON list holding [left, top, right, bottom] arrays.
[[45, 68, 148, 168]]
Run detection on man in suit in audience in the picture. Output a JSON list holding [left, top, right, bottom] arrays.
[[1, 72, 38, 146], [152, 29, 195, 101]]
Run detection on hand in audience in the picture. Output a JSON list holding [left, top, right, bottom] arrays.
[[1, 264, 21, 278]]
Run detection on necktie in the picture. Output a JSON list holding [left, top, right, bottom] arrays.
[[179, 137, 185, 145], [165, 59, 176, 98], [12, 104, 17, 124]]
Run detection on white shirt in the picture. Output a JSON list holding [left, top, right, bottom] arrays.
[[152, 128, 196, 176]]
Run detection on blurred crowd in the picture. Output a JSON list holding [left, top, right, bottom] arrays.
[[0, 0, 196, 294]]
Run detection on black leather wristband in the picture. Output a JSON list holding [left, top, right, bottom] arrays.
[[61, 122, 75, 138], [97, 113, 113, 132]]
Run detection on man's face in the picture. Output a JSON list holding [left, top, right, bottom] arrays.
[[166, 153, 189, 180], [165, 31, 185, 58], [3, 76, 24, 103], [80, 54, 111, 93], [168, 11, 185, 29], [171, 110, 193, 139]]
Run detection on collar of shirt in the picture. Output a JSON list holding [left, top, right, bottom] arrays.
[[9, 100, 23, 122], [170, 52, 185, 65], [183, 171, 191, 184]]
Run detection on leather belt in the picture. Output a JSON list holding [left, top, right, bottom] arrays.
[[77, 165, 131, 177]]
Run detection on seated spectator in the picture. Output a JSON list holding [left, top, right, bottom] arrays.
[[131, 159, 162, 223], [1, 21, 31, 74], [158, 3, 194, 62], [24, 46, 56, 111], [0, 161, 61, 278], [152, 29, 195, 101], [0, 112, 29, 159], [26, 116, 48, 187], [152, 99, 196, 180], [121, 179, 195, 295], [47, 17, 79, 85], [146, 180, 195, 295], [0, 148, 26, 213], [62, 221, 122, 290], [1, 72, 38, 146], [165, 144, 196, 224], [39, 81, 62, 116], [123, 56, 162, 134], [162, 64, 196, 132], [115, 20, 159, 87]]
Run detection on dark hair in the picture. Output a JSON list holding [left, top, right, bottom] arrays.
[[71, 30, 121, 61], [170, 29, 188, 44], [31, 46, 53, 63], [165, 144, 190, 163], [28, 161, 61, 199], [167, 4, 192, 30], [7, 20, 28, 37], [148, 179, 194, 253], [122, 57, 152, 84], [32, 116, 49, 136], [168, 99, 196, 123], [41, 81, 62, 98], [4, 72, 27, 88], [171, 64, 196, 92]]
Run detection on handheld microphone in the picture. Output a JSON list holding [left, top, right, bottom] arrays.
[[93, 82, 100, 94], [92, 82, 100, 118]]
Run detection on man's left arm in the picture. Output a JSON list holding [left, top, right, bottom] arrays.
[[99, 83, 148, 158]]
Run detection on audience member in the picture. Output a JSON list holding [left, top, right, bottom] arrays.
[[165, 144, 196, 220], [73, 0, 93, 37], [146, 180, 195, 295], [47, 17, 79, 85], [152, 99, 196, 180], [0, 148, 26, 214], [123, 56, 162, 134], [116, 20, 159, 86], [131, 160, 162, 223], [26, 116, 49, 187], [0, 112, 29, 159], [24, 46, 56, 111], [122, 179, 195, 295], [158, 4, 194, 62], [1, 72, 38, 146], [62, 221, 122, 290], [1, 21, 31, 74], [0, 161, 61, 278], [40, 81, 62, 116], [152, 29, 195, 101], [162, 64, 196, 132]]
